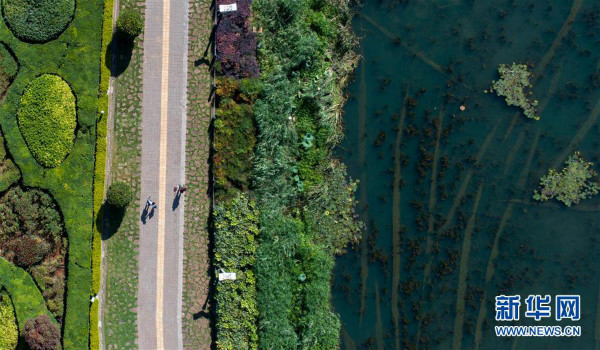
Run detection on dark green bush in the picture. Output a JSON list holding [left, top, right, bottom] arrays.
[[17, 74, 76, 168], [214, 195, 259, 350], [116, 10, 144, 38], [106, 181, 133, 209], [2, 0, 75, 43], [23, 314, 60, 350]]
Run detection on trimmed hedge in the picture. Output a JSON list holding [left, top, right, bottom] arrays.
[[17, 74, 76, 168], [0, 291, 17, 350], [89, 299, 99, 350], [90, 0, 114, 348], [214, 195, 259, 350], [2, 0, 75, 43]]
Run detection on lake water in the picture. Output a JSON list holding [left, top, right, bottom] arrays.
[[333, 1, 600, 349]]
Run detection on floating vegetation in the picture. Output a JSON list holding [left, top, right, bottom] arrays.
[[490, 63, 539, 120], [533, 151, 599, 207]]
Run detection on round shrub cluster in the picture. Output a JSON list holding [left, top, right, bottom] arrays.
[[0, 186, 65, 267], [18, 74, 76, 168], [23, 315, 60, 350], [116, 10, 144, 39], [106, 181, 133, 209], [2, 0, 75, 43]]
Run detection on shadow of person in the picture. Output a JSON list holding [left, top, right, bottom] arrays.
[[172, 192, 181, 211], [193, 310, 210, 320], [148, 207, 155, 219], [141, 206, 149, 224]]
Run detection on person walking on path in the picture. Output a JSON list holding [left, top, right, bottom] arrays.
[[146, 196, 158, 211], [146, 196, 154, 210], [173, 184, 187, 195]]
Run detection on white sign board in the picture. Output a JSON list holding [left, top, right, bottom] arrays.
[[218, 272, 237, 281], [219, 3, 237, 12]]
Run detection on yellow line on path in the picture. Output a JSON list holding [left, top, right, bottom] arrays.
[[156, 0, 170, 348]]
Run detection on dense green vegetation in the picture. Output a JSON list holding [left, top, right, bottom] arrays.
[[2, 0, 75, 43], [250, 0, 360, 348], [214, 78, 259, 200], [0, 130, 18, 192], [116, 9, 143, 39], [213, 0, 360, 349], [0, 291, 17, 350], [17, 74, 76, 168], [0, 0, 104, 347], [214, 195, 259, 350]]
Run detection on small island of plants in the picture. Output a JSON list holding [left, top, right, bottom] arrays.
[[533, 151, 599, 207], [491, 63, 539, 120]]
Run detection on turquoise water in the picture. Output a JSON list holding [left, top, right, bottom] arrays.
[[333, 1, 600, 349]]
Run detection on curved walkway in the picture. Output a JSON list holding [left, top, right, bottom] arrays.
[[137, 0, 189, 348]]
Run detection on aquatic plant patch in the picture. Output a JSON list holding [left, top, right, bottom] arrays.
[[533, 151, 599, 206], [2, 0, 75, 43], [490, 63, 539, 120], [17, 74, 76, 168]]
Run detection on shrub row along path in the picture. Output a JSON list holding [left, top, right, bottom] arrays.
[[137, 0, 190, 349]]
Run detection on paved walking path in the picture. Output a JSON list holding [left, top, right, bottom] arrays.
[[137, 0, 189, 348]]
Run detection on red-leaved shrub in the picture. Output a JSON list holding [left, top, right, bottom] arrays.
[[23, 315, 60, 350]]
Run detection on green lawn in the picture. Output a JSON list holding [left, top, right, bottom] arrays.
[[0, 0, 104, 349]]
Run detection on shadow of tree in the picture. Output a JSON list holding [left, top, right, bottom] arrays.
[[106, 33, 134, 77], [97, 202, 126, 240]]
